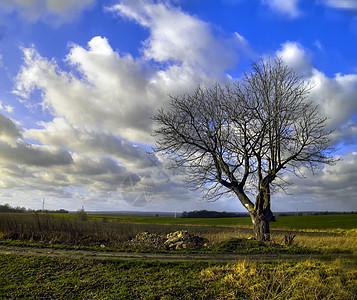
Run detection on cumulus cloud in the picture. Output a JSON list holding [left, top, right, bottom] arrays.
[[8, 0, 248, 210], [0, 114, 21, 143], [310, 71, 357, 130], [331, 121, 357, 146], [14, 39, 156, 143], [0, 0, 95, 24], [276, 152, 357, 211], [269, 41, 357, 211], [14, 2, 247, 144], [261, 0, 301, 18], [111, 0, 231, 66], [24, 118, 161, 169], [108, 0, 245, 91], [0, 120, 141, 208], [5, 1, 356, 212], [276, 41, 313, 76], [0, 114, 73, 171], [0, 141, 73, 167], [276, 42, 357, 138]]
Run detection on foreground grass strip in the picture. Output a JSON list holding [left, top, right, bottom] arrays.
[[0, 254, 356, 299], [0, 254, 220, 299]]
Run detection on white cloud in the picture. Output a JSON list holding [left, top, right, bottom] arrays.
[[276, 42, 357, 133], [8, 1, 248, 210], [309, 70, 357, 129], [0, 114, 155, 208], [331, 120, 357, 146], [270, 41, 357, 211], [276, 152, 357, 211], [14, 1, 247, 143], [262, 0, 301, 18], [0, 113, 73, 167], [0, 100, 15, 113], [322, 0, 357, 11], [276, 41, 313, 76], [108, 0, 245, 90], [4, 106, 14, 113], [314, 40, 324, 51], [24, 118, 161, 169], [14, 38, 157, 143], [0, 0, 95, 24], [5, 1, 356, 212]]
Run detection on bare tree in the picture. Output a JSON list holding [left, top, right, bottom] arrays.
[[154, 58, 336, 241]]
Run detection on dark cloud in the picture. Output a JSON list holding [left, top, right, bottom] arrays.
[[25, 119, 161, 169], [72, 156, 126, 176], [0, 140, 73, 167], [331, 121, 357, 146], [0, 0, 96, 24], [0, 113, 21, 140]]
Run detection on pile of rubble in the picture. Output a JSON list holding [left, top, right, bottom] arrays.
[[125, 230, 208, 250], [124, 232, 167, 250]]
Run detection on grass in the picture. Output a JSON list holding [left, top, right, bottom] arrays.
[[0, 213, 356, 253], [0, 254, 214, 299], [272, 214, 357, 230], [0, 212, 356, 298], [86, 213, 357, 230], [0, 254, 355, 299], [201, 258, 357, 299], [88, 214, 254, 226]]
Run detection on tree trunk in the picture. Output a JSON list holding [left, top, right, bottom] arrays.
[[250, 212, 273, 241], [232, 181, 275, 241], [251, 178, 276, 241]]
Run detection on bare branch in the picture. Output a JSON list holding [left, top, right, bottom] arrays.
[[153, 57, 336, 240]]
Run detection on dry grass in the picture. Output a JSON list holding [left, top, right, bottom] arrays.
[[270, 228, 357, 253], [201, 258, 357, 299], [198, 228, 252, 244], [0, 213, 356, 253], [197, 226, 357, 253]]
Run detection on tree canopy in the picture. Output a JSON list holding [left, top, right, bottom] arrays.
[[154, 57, 336, 240]]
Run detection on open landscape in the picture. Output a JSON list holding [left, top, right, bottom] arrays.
[[1, 1, 357, 299], [0, 212, 356, 299]]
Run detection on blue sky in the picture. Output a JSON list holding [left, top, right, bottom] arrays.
[[0, 0, 356, 212]]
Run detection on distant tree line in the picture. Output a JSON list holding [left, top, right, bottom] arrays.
[[0, 203, 68, 214], [0, 204, 28, 213], [277, 211, 356, 216], [180, 210, 356, 218], [181, 210, 248, 218]]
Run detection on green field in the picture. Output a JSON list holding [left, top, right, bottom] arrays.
[[0, 212, 356, 299], [87, 213, 357, 230]]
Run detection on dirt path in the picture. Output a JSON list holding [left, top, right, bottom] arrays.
[[0, 245, 354, 262]]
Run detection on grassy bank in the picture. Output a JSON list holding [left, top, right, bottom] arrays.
[[0, 212, 356, 298], [0, 254, 356, 299]]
